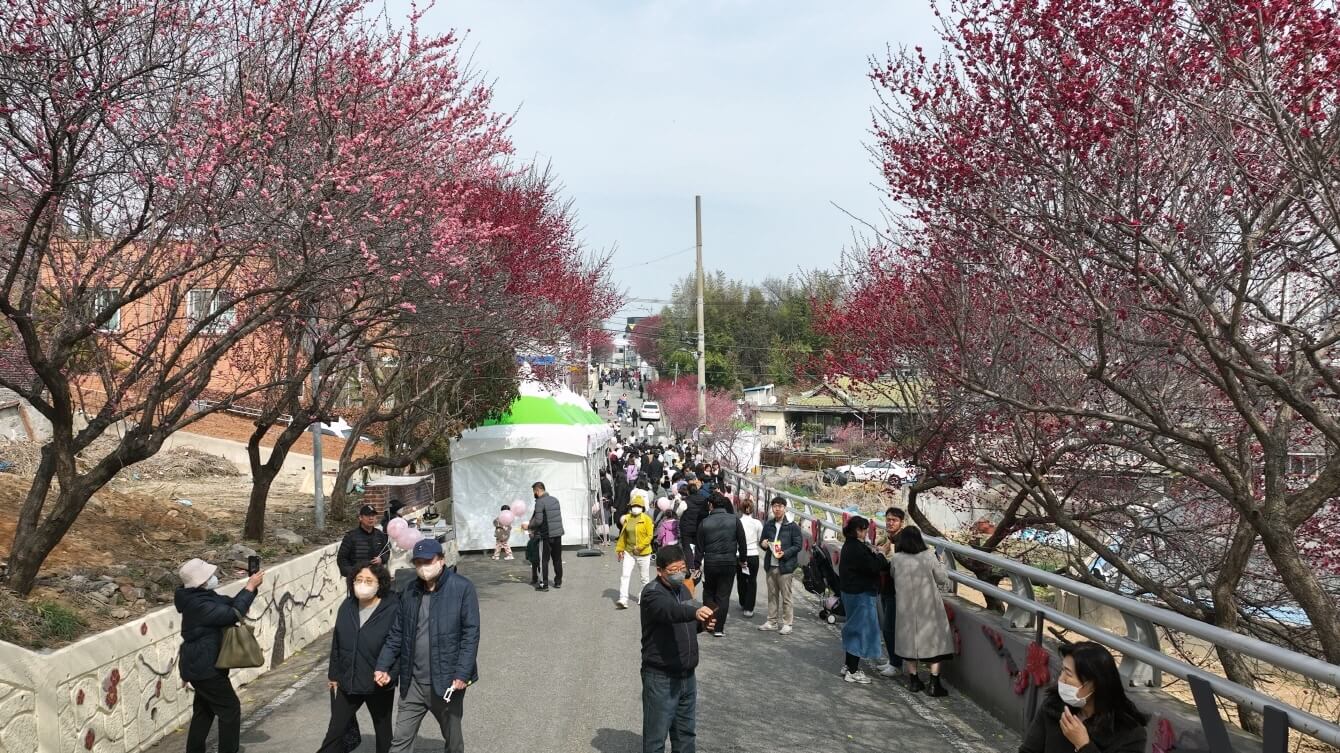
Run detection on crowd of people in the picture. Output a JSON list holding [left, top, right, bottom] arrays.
[[170, 392, 1151, 753]]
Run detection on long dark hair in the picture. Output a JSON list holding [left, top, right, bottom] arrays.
[[842, 515, 869, 538], [1057, 642, 1148, 731]]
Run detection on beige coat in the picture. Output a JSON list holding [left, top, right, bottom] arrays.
[[890, 550, 955, 661]]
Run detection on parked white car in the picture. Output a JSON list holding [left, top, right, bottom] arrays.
[[834, 458, 914, 484], [638, 401, 661, 421]]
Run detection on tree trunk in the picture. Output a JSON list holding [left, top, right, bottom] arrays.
[[243, 418, 317, 540], [244, 467, 279, 541], [1212, 519, 1263, 734], [7, 446, 61, 595], [1254, 516, 1340, 663]]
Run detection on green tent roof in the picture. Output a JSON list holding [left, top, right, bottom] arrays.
[[481, 395, 605, 427]]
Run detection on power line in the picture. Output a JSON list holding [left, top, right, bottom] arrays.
[[610, 245, 698, 271]]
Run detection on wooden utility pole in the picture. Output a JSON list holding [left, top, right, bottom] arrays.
[[695, 195, 706, 428]]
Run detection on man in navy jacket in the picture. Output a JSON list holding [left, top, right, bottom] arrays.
[[375, 539, 480, 753]]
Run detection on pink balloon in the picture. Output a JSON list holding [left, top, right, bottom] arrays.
[[387, 517, 408, 539], [400, 529, 424, 550], [510, 500, 528, 519], [498, 510, 515, 527], [656, 497, 672, 512], [591, 502, 601, 515]]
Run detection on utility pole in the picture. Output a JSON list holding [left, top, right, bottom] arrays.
[[695, 195, 706, 429], [309, 317, 325, 529]]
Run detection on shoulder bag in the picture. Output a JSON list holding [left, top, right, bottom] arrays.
[[216, 609, 265, 669]]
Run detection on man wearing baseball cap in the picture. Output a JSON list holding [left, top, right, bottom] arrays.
[[375, 538, 480, 753], [338, 504, 390, 582]]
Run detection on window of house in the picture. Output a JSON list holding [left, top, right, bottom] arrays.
[[94, 288, 121, 332], [187, 288, 235, 333], [761, 425, 777, 435]]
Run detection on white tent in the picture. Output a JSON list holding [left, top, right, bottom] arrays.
[[451, 383, 614, 552]]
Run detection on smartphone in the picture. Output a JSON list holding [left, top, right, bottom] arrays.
[[247, 555, 261, 575]]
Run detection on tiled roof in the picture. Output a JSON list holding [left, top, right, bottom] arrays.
[[0, 341, 36, 387], [785, 376, 921, 411]]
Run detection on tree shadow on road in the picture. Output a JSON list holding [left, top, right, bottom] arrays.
[[591, 727, 641, 753]]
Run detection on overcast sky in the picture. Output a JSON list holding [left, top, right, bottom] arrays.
[[398, 1, 939, 320]]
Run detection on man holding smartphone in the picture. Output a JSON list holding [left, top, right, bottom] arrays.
[[640, 544, 715, 753]]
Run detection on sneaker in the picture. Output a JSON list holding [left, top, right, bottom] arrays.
[[536, 583, 549, 592], [844, 670, 873, 684], [615, 600, 628, 609], [758, 622, 778, 631], [554, 582, 562, 589], [742, 610, 754, 618], [878, 663, 900, 677], [490, 555, 499, 561], [504, 554, 514, 561], [713, 631, 724, 638], [779, 625, 793, 635]]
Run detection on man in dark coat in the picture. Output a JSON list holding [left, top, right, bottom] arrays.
[[640, 544, 715, 753], [339, 504, 389, 579], [375, 539, 480, 753], [528, 482, 565, 591], [694, 493, 748, 636], [758, 497, 804, 634], [677, 474, 710, 569], [175, 558, 264, 753]]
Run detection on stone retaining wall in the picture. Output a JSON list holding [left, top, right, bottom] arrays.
[[0, 542, 344, 753]]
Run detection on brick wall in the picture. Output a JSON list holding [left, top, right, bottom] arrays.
[[363, 475, 435, 515]]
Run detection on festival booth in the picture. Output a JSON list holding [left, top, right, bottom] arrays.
[[450, 382, 615, 552]]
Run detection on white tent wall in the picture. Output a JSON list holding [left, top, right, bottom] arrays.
[[452, 447, 597, 551]]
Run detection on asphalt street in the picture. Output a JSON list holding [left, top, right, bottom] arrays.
[[147, 550, 1017, 753]]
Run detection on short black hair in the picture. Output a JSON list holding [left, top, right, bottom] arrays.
[[896, 526, 928, 554], [842, 515, 870, 538], [532, 482, 546, 491], [770, 496, 787, 507], [656, 544, 685, 567], [500, 504, 511, 511], [884, 507, 906, 520], [709, 492, 733, 512], [350, 562, 392, 598]]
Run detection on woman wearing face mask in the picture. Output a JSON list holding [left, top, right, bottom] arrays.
[[318, 563, 398, 753], [1019, 642, 1148, 753], [175, 558, 264, 753]]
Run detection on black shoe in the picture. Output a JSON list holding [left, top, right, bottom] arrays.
[[536, 583, 549, 591], [927, 675, 949, 697], [906, 675, 924, 693], [553, 582, 562, 589]]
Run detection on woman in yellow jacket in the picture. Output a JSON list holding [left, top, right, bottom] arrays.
[[615, 500, 656, 609]]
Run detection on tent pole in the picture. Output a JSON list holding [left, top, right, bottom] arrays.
[[578, 454, 603, 557]]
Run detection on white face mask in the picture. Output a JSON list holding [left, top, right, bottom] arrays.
[[1058, 680, 1090, 708], [204, 574, 220, 590], [353, 582, 378, 600], [415, 561, 444, 581]]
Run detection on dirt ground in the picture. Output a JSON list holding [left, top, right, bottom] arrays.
[[0, 444, 343, 649]]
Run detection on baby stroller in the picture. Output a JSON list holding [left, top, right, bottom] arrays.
[[800, 539, 845, 624]]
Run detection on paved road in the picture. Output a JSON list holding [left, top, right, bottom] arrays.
[[147, 550, 1018, 753]]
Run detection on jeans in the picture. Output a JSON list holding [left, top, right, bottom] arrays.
[[540, 535, 564, 585], [317, 688, 394, 753], [879, 590, 902, 666], [641, 669, 696, 753], [185, 674, 241, 753], [765, 568, 794, 626], [701, 565, 736, 632], [736, 555, 759, 612], [390, 681, 465, 753], [620, 553, 653, 602]]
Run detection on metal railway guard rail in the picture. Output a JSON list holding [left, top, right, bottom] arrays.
[[722, 469, 1340, 751]]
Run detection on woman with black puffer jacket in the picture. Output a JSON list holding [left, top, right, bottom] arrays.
[[317, 563, 399, 753]]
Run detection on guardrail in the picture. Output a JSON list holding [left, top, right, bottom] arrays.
[[722, 469, 1340, 750]]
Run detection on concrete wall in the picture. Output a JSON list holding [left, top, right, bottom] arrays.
[[0, 390, 51, 442], [0, 543, 345, 753], [940, 597, 1262, 753]]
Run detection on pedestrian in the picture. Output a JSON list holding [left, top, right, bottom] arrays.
[[616, 498, 655, 609], [175, 558, 264, 753], [654, 507, 680, 547], [694, 492, 747, 637], [757, 497, 802, 634], [381, 498, 404, 533], [528, 481, 565, 591], [317, 563, 397, 753], [1019, 642, 1149, 753], [491, 505, 514, 561], [640, 544, 716, 753], [339, 504, 390, 581], [374, 539, 480, 753], [632, 408, 641, 429], [890, 526, 955, 696], [838, 516, 888, 684], [678, 473, 709, 569], [874, 506, 906, 677], [735, 499, 763, 618]]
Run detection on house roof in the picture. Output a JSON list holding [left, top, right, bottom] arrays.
[[743, 384, 775, 392], [786, 376, 921, 412], [0, 342, 36, 387]]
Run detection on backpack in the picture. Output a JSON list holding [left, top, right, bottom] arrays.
[[655, 519, 679, 547]]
